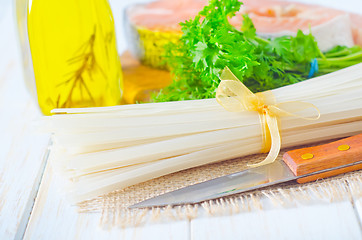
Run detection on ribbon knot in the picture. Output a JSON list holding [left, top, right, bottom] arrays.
[[216, 67, 320, 167]]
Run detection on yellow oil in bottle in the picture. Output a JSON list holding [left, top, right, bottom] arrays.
[[27, 0, 123, 115]]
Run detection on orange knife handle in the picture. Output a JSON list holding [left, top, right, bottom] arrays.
[[283, 133, 362, 184]]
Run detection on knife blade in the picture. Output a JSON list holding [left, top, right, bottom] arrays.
[[129, 133, 362, 209]]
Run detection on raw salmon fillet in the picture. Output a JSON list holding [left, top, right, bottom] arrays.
[[230, 0, 359, 50]]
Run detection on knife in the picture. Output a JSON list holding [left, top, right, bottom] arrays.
[[129, 133, 362, 209]]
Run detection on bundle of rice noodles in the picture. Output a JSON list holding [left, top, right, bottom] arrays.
[[44, 63, 362, 202], [124, 0, 362, 69]]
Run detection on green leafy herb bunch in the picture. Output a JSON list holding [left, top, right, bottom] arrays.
[[152, 0, 362, 102]]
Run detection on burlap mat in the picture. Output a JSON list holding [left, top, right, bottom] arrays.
[[75, 140, 362, 228]]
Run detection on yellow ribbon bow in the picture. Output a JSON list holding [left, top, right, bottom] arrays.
[[216, 67, 320, 167]]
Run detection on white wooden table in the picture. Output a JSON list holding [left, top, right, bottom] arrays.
[[0, 0, 361, 239]]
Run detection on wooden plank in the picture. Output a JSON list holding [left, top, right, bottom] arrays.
[[346, 174, 362, 229], [23, 155, 190, 240], [191, 201, 362, 239], [353, 198, 362, 229], [0, 7, 50, 239]]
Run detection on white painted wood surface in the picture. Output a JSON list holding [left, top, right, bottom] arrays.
[[191, 202, 362, 240], [0, 0, 361, 239], [0, 5, 50, 240], [23, 156, 190, 240]]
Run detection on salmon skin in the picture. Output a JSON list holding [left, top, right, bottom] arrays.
[[125, 0, 362, 68]]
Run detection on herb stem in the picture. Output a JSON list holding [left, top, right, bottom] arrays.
[[321, 51, 362, 62], [325, 48, 351, 57], [255, 36, 270, 44]]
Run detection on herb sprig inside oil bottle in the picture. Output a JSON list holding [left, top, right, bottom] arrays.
[[28, 0, 123, 115]]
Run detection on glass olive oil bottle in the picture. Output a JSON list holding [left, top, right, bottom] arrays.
[[27, 0, 123, 115]]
